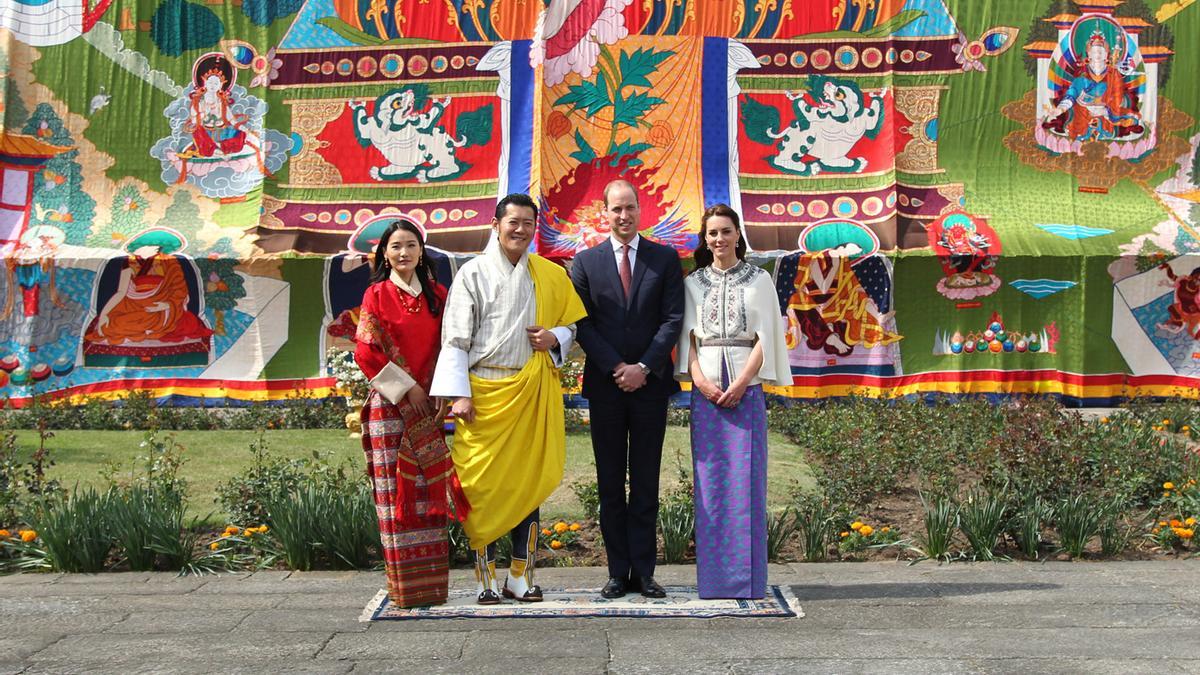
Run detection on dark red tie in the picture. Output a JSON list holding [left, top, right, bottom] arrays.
[[619, 244, 632, 298]]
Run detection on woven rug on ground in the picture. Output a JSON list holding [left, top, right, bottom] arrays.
[[361, 585, 803, 621]]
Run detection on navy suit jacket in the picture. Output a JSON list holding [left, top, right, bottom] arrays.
[[570, 236, 685, 401]]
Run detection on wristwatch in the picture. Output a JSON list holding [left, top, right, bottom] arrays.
[[637, 362, 651, 375]]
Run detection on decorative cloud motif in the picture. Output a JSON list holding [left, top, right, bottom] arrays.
[[1036, 224, 1114, 240], [1009, 279, 1078, 299]]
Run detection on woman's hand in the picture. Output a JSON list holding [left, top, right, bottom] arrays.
[[694, 376, 724, 404], [716, 379, 748, 408], [450, 397, 476, 424], [405, 384, 435, 418]]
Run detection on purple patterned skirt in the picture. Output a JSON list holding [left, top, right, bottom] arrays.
[[690, 384, 767, 599]]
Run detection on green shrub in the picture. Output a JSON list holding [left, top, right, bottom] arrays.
[[0, 390, 351, 431], [1098, 500, 1135, 557], [318, 486, 376, 569], [794, 494, 835, 562], [1010, 494, 1048, 560], [1054, 493, 1102, 558], [570, 478, 600, 521], [107, 485, 184, 571], [263, 482, 376, 571], [25, 488, 115, 573], [658, 499, 694, 564], [447, 519, 472, 565], [958, 485, 1009, 561], [766, 508, 797, 562], [658, 452, 694, 564], [215, 433, 312, 526], [918, 493, 958, 561]]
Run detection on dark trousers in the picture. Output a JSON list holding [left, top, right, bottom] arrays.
[[485, 509, 539, 562], [589, 394, 668, 581]]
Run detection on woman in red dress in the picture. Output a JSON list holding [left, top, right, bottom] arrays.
[[354, 217, 456, 608]]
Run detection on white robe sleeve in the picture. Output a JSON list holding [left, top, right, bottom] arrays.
[[750, 273, 793, 387], [675, 277, 700, 382], [549, 325, 575, 367], [370, 361, 417, 405], [430, 346, 471, 399]]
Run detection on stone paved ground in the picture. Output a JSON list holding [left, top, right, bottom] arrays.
[[2, 560, 1198, 674]]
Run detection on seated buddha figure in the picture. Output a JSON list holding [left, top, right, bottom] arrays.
[[84, 228, 213, 365]]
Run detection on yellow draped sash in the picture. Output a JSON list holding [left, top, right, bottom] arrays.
[[453, 254, 587, 549]]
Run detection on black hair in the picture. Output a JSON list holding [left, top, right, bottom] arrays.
[[691, 203, 747, 274], [370, 218, 442, 316], [494, 193, 538, 221]]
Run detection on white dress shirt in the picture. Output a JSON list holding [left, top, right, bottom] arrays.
[[611, 233, 640, 274]]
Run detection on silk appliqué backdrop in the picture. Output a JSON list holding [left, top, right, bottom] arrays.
[[0, 0, 1197, 405]]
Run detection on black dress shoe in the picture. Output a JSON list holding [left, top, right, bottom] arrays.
[[600, 577, 627, 598], [637, 576, 666, 598], [477, 588, 501, 605]]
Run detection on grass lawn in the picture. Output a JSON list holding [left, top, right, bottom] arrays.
[[9, 427, 816, 523]]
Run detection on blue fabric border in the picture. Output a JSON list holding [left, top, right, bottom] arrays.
[[701, 37, 730, 208], [507, 39, 534, 196]]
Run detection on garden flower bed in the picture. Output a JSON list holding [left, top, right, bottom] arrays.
[[1, 395, 1197, 574]]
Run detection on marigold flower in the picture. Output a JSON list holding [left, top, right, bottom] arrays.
[[1182, 529, 1194, 539], [1170, 519, 1182, 527], [259, 525, 269, 533], [1163, 419, 1171, 426], [554, 522, 568, 534], [1153, 527, 1161, 534], [1160, 521, 1169, 527], [1187, 518, 1197, 526], [209, 541, 220, 550], [0, 529, 9, 538], [1183, 426, 1191, 432], [880, 526, 890, 533], [569, 523, 581, 532], [1164, 482, 1176, 490], [224, 526, 240, 536], [839, 531, 849, 537], [1100, 417, 1109, 424], [550, 540, 563, 549], [859, 525, 874, 536], [850, 521, 863, 531], [19, 530, 36, 542], [541, 528, 552, 536]]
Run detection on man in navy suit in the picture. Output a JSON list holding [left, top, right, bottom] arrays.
[[571, 179, 684, 598]]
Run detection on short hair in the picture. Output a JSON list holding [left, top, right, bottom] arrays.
[[495, 193, 538, 221], [602, 180, 639, 207]]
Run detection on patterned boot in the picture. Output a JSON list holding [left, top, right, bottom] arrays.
[[473, 545, 501, 605], [503, 520, 543, 602]]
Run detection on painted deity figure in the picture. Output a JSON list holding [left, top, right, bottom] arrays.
[[182, 54, 263, 166], [151, 51, 291, 199], [785, 243, 899, 357], [84, 229, 213, 349], [1158, 263, 1200, 340], [1, 225, 66, 320], [1043, 29, 1144, 142], [930, 211, 1001, 300]]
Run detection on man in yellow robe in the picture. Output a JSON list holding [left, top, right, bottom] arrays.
[[430, 193, 586, 604]]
